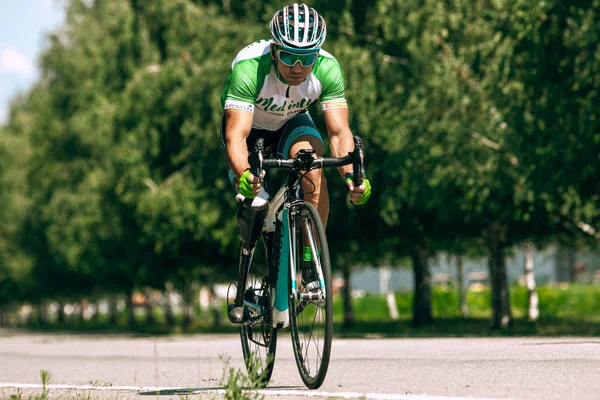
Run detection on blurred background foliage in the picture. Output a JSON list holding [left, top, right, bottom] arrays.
[[0, 0, 598, 331]]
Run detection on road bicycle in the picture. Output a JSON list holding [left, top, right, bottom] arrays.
[[227, 135, 366, 389]]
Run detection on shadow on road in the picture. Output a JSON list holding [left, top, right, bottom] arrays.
[[139, 385, 304, 396]]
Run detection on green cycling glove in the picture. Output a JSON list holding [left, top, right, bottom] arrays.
[[344, 175, 372, 205], [238, 169, 256, 198]]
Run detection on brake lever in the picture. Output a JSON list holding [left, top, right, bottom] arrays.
[[352, 135, 366, 186], [248, 139, 265, 183]]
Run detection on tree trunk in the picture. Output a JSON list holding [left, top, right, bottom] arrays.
[[91, 302, 101, 324], [109, 295, 119, 326], [182, 282, 194, 329], [37, 301, 47, 326], [127, 289, 135, 328], [488, 222, 512, 329], [525, 242, 539, 322], [57, 300, 65, 325], [342, 252, 354, 328], [456, 256, 469, 317], [22, 304, 32, 326], [412, 240, 432, 326], [381, 266, 399, 321], [78, 301, 86, 323], [556, 247, 572, 282], [210, 284, 222, 328], [163, 285, 175, 327], [144, 288, 155, 325], [568, 250, 577, 282]]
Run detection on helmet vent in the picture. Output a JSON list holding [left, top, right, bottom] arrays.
[[270, 3, 326, 51]]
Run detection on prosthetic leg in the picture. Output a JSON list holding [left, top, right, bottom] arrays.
[[228, 195, 268, 324]]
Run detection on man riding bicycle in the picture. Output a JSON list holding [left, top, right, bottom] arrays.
[[221, 3, 371, 324]]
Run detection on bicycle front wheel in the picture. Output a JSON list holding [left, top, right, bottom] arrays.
[[289, 201, 333, 389]]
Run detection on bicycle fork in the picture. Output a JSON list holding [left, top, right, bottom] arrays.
[[272, 208, 291, 328], [293, 211, 326, 305]]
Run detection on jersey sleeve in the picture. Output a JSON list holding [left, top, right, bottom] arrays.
[[315, 56, 348, 111], [221, 59, 259, 113]]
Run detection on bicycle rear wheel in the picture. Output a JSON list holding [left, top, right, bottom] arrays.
[[240, 244, 278, 387], [289, 202, 333, 389]]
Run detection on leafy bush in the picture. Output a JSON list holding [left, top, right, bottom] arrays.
[[333, 284, 600, 322]]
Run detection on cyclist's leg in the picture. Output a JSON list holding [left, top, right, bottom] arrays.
[[290, 137, 328, 226], [277, 112, 329, 226], [221, 116, 275, 322]]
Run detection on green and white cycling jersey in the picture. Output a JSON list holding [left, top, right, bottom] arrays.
[[221, 40, 348, 131]]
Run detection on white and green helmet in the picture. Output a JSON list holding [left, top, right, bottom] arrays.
[[270, 3, 327, 52]]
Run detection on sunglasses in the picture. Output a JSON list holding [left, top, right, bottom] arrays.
[[276, 49, 319, 67]]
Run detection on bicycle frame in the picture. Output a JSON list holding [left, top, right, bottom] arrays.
[[235, 136, 365, 325]]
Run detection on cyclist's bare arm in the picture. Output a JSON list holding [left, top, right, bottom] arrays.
[[323, 107, 354, 179], [224, 108, 254, 179], [324, 107, 367, 201], [224, 108, 263, 196]]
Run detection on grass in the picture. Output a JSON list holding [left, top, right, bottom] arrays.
[[328, 283, 600, 337], [334, 316, 600, 338], [8, 283, 600, 337], [219, 355, 265, 400], [331, 284, 600, 321], [9, 371, 50, 400]]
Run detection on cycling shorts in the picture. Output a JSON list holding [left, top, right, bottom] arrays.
[[220, 111, 324, 184]]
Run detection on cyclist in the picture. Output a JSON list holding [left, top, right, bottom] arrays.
[[221, 3, 371, 323]]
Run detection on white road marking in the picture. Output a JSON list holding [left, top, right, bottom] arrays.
[[0, 383, 512, 400]]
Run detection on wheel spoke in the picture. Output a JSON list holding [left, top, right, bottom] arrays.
[[300, 303, 323, 375]]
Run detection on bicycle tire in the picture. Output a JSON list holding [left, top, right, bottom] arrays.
[[288, 201, 333, 389], [240, 240, 278, 388]]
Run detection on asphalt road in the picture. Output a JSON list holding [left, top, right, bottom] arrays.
[[1, 329, 599, 399]]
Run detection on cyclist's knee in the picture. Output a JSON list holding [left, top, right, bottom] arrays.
[[289, 135, 324, 158]]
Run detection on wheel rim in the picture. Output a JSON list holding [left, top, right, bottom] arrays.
[[290, 203, 332, 388]]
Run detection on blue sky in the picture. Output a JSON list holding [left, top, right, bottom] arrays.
[[0, 0, 65, 124]]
